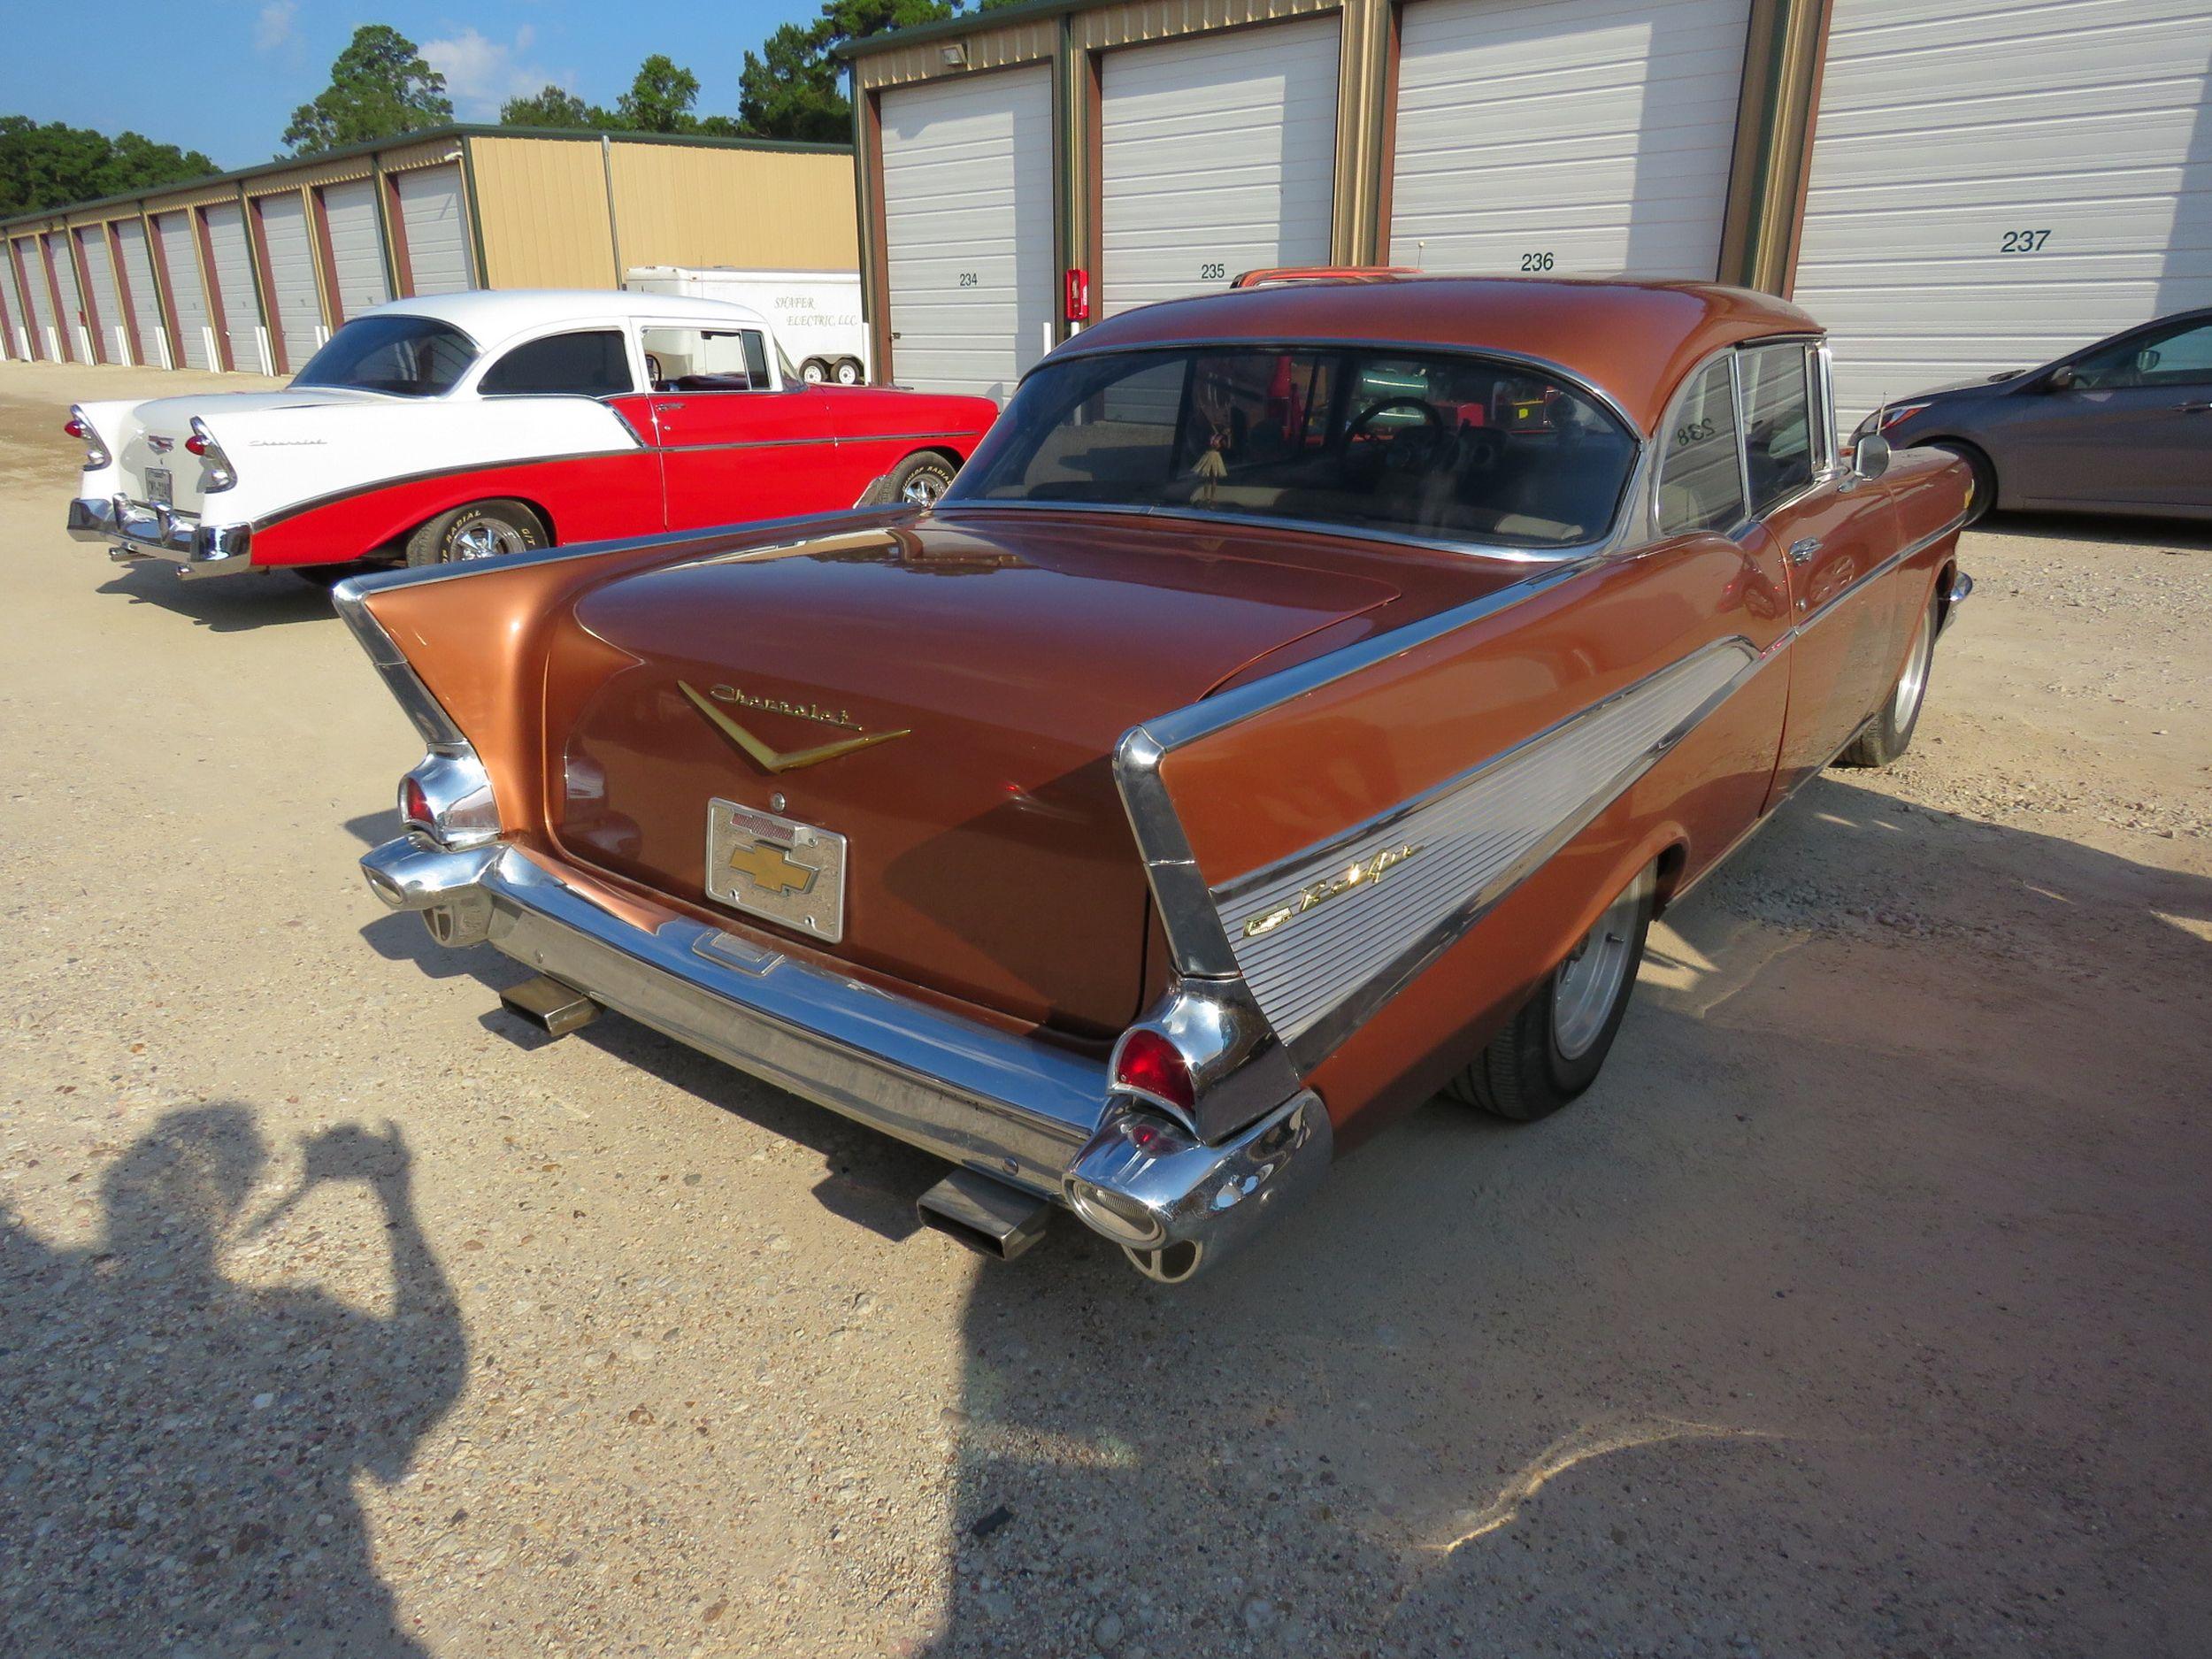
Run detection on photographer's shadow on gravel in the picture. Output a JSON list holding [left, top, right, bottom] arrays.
[[0, 1105, 465, 1656]]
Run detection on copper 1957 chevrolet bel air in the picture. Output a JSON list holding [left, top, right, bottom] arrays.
[[347, 276, 1973, 1283]]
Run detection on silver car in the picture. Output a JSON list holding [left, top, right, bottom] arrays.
[[1854, 308, 2212, 523]]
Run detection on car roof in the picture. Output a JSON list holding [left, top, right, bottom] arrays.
[[363, 288, 772, 348], [1056, 275, 1821, 435]]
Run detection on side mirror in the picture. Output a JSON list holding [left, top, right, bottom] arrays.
[[1852, 433, 1892, 480], [2045, 365, 2077, 392]]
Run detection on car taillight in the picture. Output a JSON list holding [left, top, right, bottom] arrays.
[[400, 774, 434, 832], [1112, 1027, 1195, 1117], [188, 417, 235, 491], [66, 406, 110, 470]]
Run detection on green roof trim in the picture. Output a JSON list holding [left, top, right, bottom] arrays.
[[839, 0, 1099, 58], [1, 123, 852, 234]]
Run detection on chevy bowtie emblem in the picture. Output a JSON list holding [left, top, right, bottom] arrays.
[[726, 836, 820, 897], [679, 680, 910, 773]]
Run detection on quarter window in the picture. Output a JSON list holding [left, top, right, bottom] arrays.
[[1738, 343, 1816, 516], [478, 329, 633, 396], [1656, 358, 1746, 535], [641, 326, 776, 392]]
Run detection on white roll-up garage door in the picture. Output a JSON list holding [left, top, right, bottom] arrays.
[[879, 66, 1056, 401], [114, 220, 169, 368], [395, 165, 472, 296], [153, 213, 213, 371], [18, 240, 58, 359], [202, 203, 263, 373], [46, 234, 88, 362], [75, 227, 126, 364], [319, 178, 391, 321], [0, 259, 21, 359], [1100, 18, 1340, 317], [1796, 0, 2212, 427], [255, 193, 323, 373], [1388, 0, 1749, 280]]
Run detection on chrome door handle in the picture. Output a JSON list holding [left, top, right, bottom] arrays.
[[2177, 401, 2211, 414], [1788, 537, 1822, 565]]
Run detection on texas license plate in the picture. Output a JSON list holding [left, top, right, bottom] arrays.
[[144, 467, 172, 505], [703, 798, 846, 943]]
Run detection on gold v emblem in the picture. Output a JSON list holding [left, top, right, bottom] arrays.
[[679, 681, 910, 773]]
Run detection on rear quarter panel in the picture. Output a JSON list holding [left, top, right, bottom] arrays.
[[1154, 532, 1797, 1146]]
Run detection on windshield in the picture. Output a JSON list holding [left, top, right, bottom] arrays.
[[290, 314, 477, 398], [947, 346, 1637, 549]]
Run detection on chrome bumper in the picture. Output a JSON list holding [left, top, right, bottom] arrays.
[[68, 495, 254, 578], [360, 837, 1332, 1276]]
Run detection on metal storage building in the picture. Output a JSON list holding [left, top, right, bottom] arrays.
[[843, 0, 2212, 418], [1, 126, 859, 374]]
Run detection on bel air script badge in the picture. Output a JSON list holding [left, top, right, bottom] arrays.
[[1240, 842, 1425, 940]]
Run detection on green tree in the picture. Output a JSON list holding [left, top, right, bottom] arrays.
[[0, 116, 215, 219], [498, 85, 597, 129], [738, 0, 961, 142], [282, 25, 453, 157], [616, 55, 702, 134]]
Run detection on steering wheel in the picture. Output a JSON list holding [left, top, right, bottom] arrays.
[[645, 351, 664, 389], [1349, 397, 1450, 472]]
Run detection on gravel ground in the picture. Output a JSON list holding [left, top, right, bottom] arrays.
[[2, 359, 2208, 1658]]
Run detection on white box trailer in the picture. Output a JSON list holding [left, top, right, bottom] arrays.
[[625, 266, 870, 385]]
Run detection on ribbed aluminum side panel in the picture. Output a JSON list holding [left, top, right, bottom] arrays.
[[1222, 639, 1756, 1043]]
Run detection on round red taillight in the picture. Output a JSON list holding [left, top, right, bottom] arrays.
[[184, 433, 210, 457], [400, 774, 434, 831], [62, 417, 86, 439], [1113, 1027, 1194, 1116]]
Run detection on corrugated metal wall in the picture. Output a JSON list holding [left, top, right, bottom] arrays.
[[607, 145, 859, 273], [468, 137, 618, 288]]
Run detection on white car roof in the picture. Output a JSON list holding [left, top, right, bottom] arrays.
[[363, 288, 772, 348]]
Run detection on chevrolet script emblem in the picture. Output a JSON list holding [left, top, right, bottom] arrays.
[[726, 837, 819, 898], [679, 681, 909, 773]]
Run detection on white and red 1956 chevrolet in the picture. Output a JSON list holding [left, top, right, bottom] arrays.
[[65, 289, 997, 582]]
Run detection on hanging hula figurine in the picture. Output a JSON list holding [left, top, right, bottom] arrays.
[[1191, 366, 1233, 504]]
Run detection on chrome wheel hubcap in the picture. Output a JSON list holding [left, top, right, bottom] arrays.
[[1892, 610, 1933, 727], [902, 471, 949, 506], [1551, 872, 1648, 1060], [451, 518, 526, 561]]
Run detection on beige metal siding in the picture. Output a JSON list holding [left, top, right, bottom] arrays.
[[610, 145, 859, 272], [858, 19, 1059, 88], [469, 137, 618, 288]]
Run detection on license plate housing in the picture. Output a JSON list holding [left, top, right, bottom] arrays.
[[144, 467, 173, 506], [703, 798, 846, 943]]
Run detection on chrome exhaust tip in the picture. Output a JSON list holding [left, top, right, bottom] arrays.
[[499, 974, 602, 1039], [916, 1168, 1051, 1262]]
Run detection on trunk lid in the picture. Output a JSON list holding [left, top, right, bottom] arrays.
[[109, 389, 385, 515], [543, 513, 1406, 1033]]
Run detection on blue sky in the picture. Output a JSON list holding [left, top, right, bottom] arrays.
[[4, 1, 821, 169]]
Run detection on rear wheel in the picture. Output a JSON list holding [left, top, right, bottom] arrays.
[[833, 357, 864, 386], [887, 451, 957, 508], [800, 357, 828, 385], [1837, 597, 1936, 770], [404, 500, 549, 568], [1930, 441, 1995, 524], [1446, 864, 1655, 1121]]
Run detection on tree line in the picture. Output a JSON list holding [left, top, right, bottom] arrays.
[[4, 2, 1015, 218]]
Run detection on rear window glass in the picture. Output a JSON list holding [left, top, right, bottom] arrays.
[[948, 346, 1636, 549], [480, 329, 633, 396], [291, 314, 475, 398]]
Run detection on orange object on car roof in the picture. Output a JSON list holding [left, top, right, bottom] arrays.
[[1230, 265, 1425, 288]]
